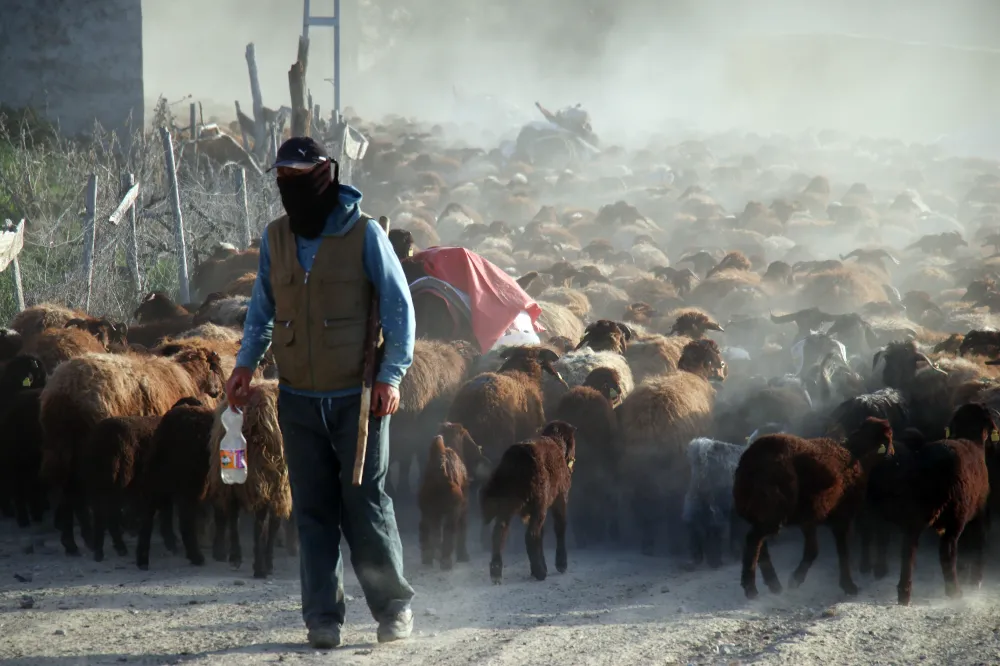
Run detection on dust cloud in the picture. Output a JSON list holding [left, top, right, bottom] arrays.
[[142, 0, 1000, 147]]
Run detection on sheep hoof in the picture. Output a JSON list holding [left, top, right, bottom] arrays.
[[253, 570, 268, 580], [456, 551, 470, 563], [189, 553, 205, 566], [788, 575, 802, 590], [114, 544, 128, 557], [680, 561, 700, 573], [490, 561, 503, 584], [945, 584, 961, 599], [858, 560, 871, 575], [556, 563, 567, 574], [421, 556, 434, 568], [492, 577, 503, 586], [440, 559, 453, 571], [766, 580, 783, 594], [93, 551, 105, 563], [840, 581, 859, 597], [743, 586, 759, 600], [897, 589, 911, 606], [137, 562, 149, 571]]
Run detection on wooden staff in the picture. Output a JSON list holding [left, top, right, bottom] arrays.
[[352, 215, 391, 486]]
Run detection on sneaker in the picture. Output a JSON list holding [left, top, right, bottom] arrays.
[[307, 625, 342, 649], [377, 608, 413, 643]]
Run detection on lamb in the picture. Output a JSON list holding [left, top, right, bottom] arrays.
[[552, 367, 623, 548], [136, 397, 216, 570], [733, 417, 893, 599], [207, 381, 292, 578], [669, 310, 724, 339], [79, 415, 163, 562], [39, 347, 224, 554], [574, 319, 634, 354], [0, 354, 48, 527], [10, 303, 88, 340], [126, 292, 196, 348], [21, 324, 110, 374], [543, 344, 635, 412], [480, 420, 576, 584], [868, 403, 994, 605], [616, 339, 728, 555], [418, 422, 489, 570]]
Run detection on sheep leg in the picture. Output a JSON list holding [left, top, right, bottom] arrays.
[[158, 498, 179, 554], [440, 508, 459, 571], [552, 494, 568, 574], [265, 510, 281, 575], [896, 528, 921, 606], [939, 529, 962, 599], [962, 515, 986, 589], [525, 511, 548, 581], [873, 522, 891, 580], [490, 518, 511, 584], [740, 528, 765, 599], [684, 523, 704, 569], [211, 505, 228, 562], [107, 495, 128, 557], [227, 500, 242, 569], [252, 507, 270, 578], [177, 495, 205, 566], [29, 482, 47, 524], [72, 487, 94, 552], [758, 540, 782, 594], [91, 495, 108, 562], [789, 524, 819, 589], [419, 510, 440, 567], [456, 504, 470, 563], [136, 497, 158, 570], [831, 522, 859, 596], [55, 492, 80, 556]]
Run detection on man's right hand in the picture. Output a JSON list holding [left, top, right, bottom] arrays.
[[225, 366, 254, 410]]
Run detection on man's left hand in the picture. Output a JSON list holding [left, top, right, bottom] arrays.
[[372, 382, 400, 417]]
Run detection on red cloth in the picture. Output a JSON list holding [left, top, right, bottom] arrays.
[[412, 246, 544, 352]]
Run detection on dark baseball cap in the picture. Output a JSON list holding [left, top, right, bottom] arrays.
[[266, 136, 331, 171]]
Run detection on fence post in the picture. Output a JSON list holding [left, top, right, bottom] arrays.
[[159, 128, 191, 305], [190, 102, 198, 141], [10, 219, 25, 313], [246, 43, 266, 159], [82, 173, 98, 313], [123, 173, 141, 293], [235, 167, 252, 250]]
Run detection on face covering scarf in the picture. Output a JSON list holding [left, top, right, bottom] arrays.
[[276, 161, 340, 239]]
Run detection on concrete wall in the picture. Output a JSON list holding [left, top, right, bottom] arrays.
[[0, 0, 143, 138]]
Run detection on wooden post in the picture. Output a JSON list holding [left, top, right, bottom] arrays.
[[10, 220, 24, 313], [246, 43, 267, 160], [159, 128, 191, 304], [189, 102, 198, 141], [123, 173, 141, 293], [234, 101, 250, 151], [235, 167, 252, 250], [289, 35, 311, 138], [82, 173, 98, 313], [269, 122, 279, 165]]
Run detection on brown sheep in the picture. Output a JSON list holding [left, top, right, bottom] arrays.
[[207, 381, 291, 578], [552, 367, 623, 548], [134, 291, 189, 322], [192, 295, 248, 329], [574, 319, 634, 354], [480, 420, 577, 584], [10, 303, 87, 339], [79, 415, 162, 562], [617, 339, 728, 555], [868, 403, 995, 605], [21, 325, 109, 374], [136, 396, 216, 570], [191, 247, 260, 302], [706, 250, 753, 279], [669, 310, 724, 339], [127, 293, 196, 348], [39, 347, 225, 555], [447, 346, 568, 467], [222, 272, 257, 298], [733, 417, 893, 599], [392, 339, 481, 500], [418, 422, 489, 570]]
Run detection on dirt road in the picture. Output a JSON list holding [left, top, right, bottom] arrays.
[[3, 519, 1000, 665]]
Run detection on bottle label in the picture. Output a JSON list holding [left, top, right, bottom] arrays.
[[220, 449, 247, 470]]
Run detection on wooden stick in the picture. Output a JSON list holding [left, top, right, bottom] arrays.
[[82, 173, 98, 313], [160, 127, 191, 304], [352, 215, 391, 486]]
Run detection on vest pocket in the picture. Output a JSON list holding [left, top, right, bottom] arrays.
[[273, 320, 296, 346]]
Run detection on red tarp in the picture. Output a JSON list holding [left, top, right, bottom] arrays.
[[412, 246, 544, 352]]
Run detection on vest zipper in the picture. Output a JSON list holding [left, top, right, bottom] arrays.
[[305, 270, 315, 389]]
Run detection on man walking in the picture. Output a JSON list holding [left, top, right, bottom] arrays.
[[225, 136, 415, 649]]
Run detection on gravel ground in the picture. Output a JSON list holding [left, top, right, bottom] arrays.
[[3, 511, 1000, 666]]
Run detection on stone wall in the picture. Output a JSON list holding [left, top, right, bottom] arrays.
[[0, 0, 143, 138]]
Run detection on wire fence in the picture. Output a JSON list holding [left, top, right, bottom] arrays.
[[0, 100, 288, 323]]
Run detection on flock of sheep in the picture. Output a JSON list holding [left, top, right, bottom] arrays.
[[5, 115, 1000, 609]]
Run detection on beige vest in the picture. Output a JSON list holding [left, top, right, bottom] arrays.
[[266, 214, 373, 392]]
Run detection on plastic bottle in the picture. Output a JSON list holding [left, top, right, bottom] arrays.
[[219, 407, 248, 484]]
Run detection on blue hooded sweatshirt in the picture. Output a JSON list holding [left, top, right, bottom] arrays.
[[234, 184, 415, 397]]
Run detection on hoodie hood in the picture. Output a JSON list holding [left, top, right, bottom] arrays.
[[321, 184, 364, 237]]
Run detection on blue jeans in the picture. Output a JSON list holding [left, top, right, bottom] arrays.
[[277, 390, 414, 630]]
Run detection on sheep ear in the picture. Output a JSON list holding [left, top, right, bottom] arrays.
[[537, 348, 560, 364]]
